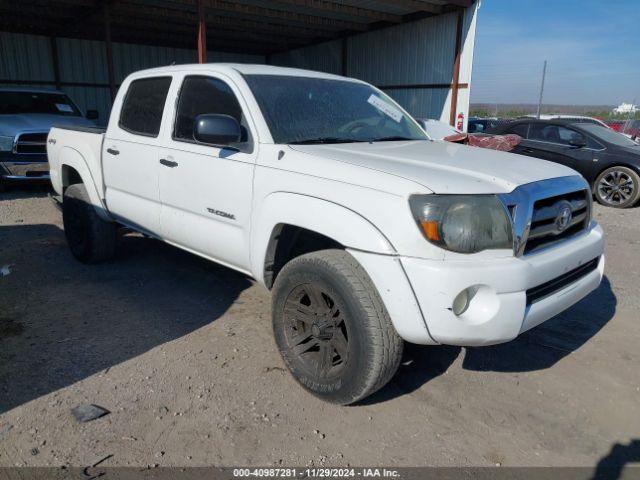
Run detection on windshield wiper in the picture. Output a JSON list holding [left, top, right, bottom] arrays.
[[367, 136, 420, 142], [289, 137, 365, 145]]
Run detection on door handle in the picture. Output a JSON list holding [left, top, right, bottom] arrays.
[[106, 148, 120, 155], [159, 158, 178, 168], [522, 148, 534, 154]]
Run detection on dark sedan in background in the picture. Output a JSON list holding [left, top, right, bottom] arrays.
[[491, 119, 640, 208]]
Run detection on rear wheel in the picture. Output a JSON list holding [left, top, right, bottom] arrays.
[[594, 166, 640, 208], [272, 249, 403, 405], [62, 183, 117, 263]]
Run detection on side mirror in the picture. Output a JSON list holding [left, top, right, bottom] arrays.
[[86, 109, 99, 120], [569, 136, 587, 148], [194, 114, 241, 146]]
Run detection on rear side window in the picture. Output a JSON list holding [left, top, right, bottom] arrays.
[[119, 77, 172, 137], [508, 123, 530, 138], [173, 75, 250, 147]]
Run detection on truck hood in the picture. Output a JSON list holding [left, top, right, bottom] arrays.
[[291, 140, 578, 194], [0, 114, 94, 136]]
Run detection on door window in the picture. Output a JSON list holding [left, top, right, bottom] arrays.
[[529, 124, 585, 146], [173, 76, 251, 150], [119, 77, 172, 137]]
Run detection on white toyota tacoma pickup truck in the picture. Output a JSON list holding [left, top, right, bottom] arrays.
[[48, 64, 605, 404]]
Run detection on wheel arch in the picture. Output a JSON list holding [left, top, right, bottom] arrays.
[[251, 192, 396, 288], [58, 147, 111, 221]]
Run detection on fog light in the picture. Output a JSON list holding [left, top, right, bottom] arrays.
[[452, 289, 471, 316]]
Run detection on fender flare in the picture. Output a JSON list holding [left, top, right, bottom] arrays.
[[58, 146, 112, 222], [250, 192, 396, 284]]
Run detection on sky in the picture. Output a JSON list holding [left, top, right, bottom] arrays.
[[471, 0, 640, 106]]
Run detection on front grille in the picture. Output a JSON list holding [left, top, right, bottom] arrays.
[[526, 257, 600, 305], [523, 190, 590, 255], [15, 132, 48, 155]]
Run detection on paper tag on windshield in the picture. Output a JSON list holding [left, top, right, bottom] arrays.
[[55, 103, 73, 113], [367, 94, 402, 123]]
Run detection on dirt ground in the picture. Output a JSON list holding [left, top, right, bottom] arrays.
[[0, 187, 638, 469]]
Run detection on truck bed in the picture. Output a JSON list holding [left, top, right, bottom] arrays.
[[47, 126, 106, 200]]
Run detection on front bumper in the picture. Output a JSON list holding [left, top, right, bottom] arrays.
[[0, 153, 50, 181], [400, 223, 604, 346], [351, 222, 604, 347]]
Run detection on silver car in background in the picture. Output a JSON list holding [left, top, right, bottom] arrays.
[[0, 88, 98, 190]]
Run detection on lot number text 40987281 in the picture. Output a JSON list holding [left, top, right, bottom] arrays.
[[232, 468, 401, 478]]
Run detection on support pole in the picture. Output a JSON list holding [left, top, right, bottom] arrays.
[[536, 60, 547, 119], [449, 8, 464, 126], [50, 37, 61, 90], [341, 37, 348, 76], [197, 0, 207, 64], [103, 1, 116, 101]]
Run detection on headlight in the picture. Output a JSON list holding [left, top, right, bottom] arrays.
[[0, 136, 14, 152], [409, 194, 513, 254]]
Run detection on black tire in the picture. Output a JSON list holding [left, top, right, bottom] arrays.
[[272, 249, 403, 405], [62, 183, 117, 263], [594, 166, 640, 208]]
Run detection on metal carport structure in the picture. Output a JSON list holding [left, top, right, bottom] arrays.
[[0, 0, 478, 129]]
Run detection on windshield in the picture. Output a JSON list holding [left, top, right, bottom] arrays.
[[0, 91, 81, 116], [244, 75, 428, 144], [578, 123, 639, 147]]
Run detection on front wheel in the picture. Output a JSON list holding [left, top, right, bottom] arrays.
[[594, 166, 640, 208], [271, 250, 403, 405]]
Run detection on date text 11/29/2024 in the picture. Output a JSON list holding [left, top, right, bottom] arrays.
[[233, 468, 400, 478]]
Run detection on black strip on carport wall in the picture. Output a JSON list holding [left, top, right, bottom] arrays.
[[341, 37, 348, 76], [0, 79, 115, 89], [377, 83, 469, 90], [49, 37, 61, 90]]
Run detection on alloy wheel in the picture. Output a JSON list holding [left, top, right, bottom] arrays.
[[597, 170, 636, 206], [283, 283, 350, 380]]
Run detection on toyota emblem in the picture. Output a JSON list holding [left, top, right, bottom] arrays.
[[555, 202, 573, 232]]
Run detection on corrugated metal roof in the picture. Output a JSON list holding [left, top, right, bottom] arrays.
[[0, 32, 54, 82], [1, 0, 474, 55], [57, 37, 108, 84], [348, 12, 457, 86], [1, 1, 477, 124], [271, 39, 343, 75]]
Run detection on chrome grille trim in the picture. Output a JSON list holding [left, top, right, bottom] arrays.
[[498, 176, 592, 257], [12, 131, 49, 155]]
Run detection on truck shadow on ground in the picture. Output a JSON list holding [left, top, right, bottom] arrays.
[[365, 275, 617, 404], [0, 185, 52, 201], [0, 223, 252, 415], [592, 439, 640, 480], [0, 216, 618, 412]]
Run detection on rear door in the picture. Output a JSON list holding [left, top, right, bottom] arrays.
[[102, 76, 173, 236], [158, 73, 257, 272]]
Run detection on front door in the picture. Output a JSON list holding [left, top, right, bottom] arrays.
[[522, 123, 594, 173], [103, 76, 173, 236], [158, 74, 257, 272]]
